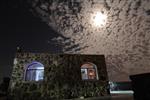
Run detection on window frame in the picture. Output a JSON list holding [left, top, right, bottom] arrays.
[[24, 61, 44, 82], [81, 62, 99, 81]]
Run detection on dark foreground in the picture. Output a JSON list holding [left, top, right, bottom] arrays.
[[0, 94, 133, 100], [73, 94, 133, 100]]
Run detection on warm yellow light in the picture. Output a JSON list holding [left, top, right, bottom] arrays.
[[92, 12, 107, 27]]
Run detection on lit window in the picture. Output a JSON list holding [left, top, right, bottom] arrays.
[[25, 62, 44, 81], [81, 62, 99, 80]]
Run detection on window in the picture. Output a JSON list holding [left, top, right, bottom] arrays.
[[24, 61, 44, 81], [81, 62, 99, 80]]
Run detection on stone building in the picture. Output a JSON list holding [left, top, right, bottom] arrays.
[[10, 53, 109, 99]]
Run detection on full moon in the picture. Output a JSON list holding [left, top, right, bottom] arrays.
[[92, 12, 107, 27]]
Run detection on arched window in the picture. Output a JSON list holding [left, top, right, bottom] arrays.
[[81, 62, 99, 80], [24, 61, 44, 81]]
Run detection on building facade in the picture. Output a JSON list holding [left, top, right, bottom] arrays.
[[10, 53, 109, 99]]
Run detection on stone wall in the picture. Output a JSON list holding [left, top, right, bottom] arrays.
[[10, 53, 109, 99], [27, 0, 150, 81]]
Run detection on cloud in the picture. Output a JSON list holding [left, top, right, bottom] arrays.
[[29, 0, 150, 81]]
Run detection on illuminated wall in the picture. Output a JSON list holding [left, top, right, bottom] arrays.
[[29, 0, 150, 81]]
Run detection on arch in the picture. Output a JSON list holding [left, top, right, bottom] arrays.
[[24, 61, 44, 81], [81, 62, 99, 80]]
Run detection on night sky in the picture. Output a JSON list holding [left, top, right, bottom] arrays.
[[0, 0, 62, 81]]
